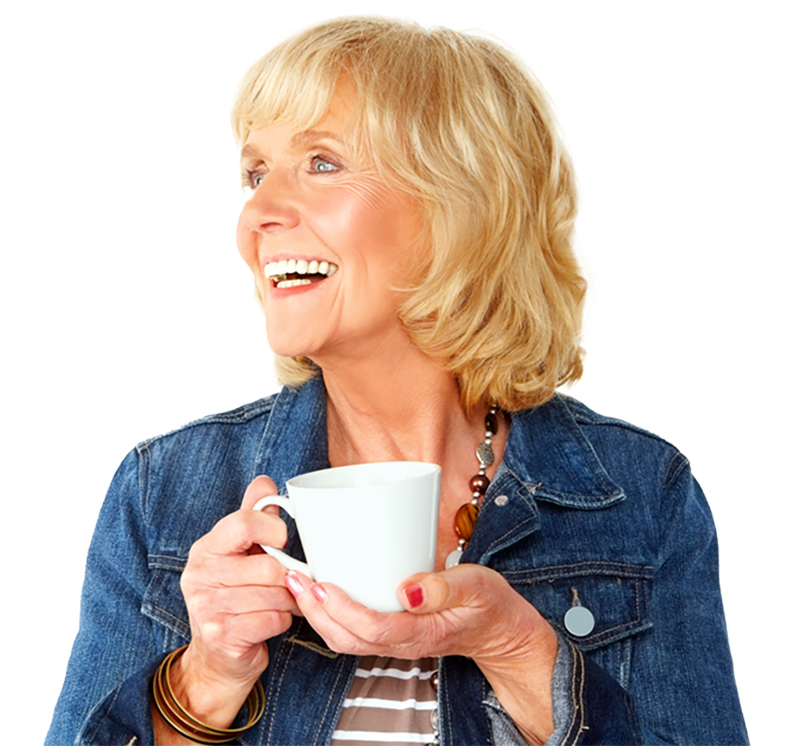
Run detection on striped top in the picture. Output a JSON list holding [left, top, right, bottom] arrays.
[[331, 656, 439, 745]]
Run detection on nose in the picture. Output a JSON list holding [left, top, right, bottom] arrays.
[[239, 168, 301, 234]]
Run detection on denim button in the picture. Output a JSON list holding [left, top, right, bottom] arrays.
[[564, 605, 595, 637], [494, 495, 509, 506]]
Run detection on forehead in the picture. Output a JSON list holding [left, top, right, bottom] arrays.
[[240, 80, 360, 156]]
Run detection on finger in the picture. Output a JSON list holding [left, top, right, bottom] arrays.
[[188, 584, 300, 620], [241, 475, 279, 510], [399, 564, 496, 613], [184, 551, 290, 590], [285, 572, 414, 654], [195, 608, 295, 651], [196, 508, 288, 557]]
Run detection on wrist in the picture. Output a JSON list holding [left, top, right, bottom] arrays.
[[474, 615, 558, 745], [171, 644, 261, 729]]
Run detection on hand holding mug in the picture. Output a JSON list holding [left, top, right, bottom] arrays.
[[253, 462, 441, 612], [172, 477, 299, 727]]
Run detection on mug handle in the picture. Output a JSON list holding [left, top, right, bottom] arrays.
[[252, 495, 314, 578]]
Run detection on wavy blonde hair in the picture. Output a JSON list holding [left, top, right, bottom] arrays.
[[232, 16, 585, 413]]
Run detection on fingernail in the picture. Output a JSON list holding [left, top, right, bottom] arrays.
[[284, 571, 304, 598], [404, 584, 424, 609], [310, 583, 328, 604]]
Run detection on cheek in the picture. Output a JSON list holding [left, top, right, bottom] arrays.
[[236, 214, 258, 268]]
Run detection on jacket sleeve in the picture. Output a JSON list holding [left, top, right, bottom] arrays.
[[46, 448, 160, 746], [560, 458, 746, 745], [625, 457, 748, 744], [487, 459, 748, 746]]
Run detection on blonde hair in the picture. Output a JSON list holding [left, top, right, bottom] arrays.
[[232, 16, 585, 412]]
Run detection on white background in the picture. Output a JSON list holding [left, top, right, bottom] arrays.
[[1, 1, 797, 743]]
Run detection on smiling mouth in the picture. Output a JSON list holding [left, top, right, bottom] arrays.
[[264, 259, 339, 289]]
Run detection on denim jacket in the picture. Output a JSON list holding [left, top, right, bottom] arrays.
[[48, 376, 747, 745]]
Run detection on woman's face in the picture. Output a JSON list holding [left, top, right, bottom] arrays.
[[236, 85, 425, 365]]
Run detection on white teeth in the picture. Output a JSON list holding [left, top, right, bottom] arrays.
[[276, 278, 312, 289], [263, 259, 339, 281]]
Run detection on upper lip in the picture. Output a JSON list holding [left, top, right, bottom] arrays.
[[261, 252, 333, 267]]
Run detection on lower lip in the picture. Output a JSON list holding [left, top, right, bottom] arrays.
[[267, 276, 331, 299]]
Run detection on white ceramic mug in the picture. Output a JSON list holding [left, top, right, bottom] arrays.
[[253, 461, 441, 612]]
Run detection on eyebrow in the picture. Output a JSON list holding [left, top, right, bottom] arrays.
[[240, 130, 346, 159]]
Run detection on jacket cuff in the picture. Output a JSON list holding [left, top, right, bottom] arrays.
[[76, 655, 161, 746], [548, 633, 643, 746], [483, 633, 643, 746]]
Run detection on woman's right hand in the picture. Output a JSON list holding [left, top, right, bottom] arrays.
[[153, 476, 299, 742]]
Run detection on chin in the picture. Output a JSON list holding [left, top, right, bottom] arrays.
[[265, 329, 317, 361]]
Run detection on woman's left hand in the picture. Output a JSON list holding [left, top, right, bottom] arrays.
[[283, 564, 558, 745]]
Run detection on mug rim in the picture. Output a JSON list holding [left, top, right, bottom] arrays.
[[286, 461, 441, 490]]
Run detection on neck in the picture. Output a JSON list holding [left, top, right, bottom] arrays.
[[318, 337, 473, 467]]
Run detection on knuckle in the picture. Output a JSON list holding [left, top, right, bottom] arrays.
[[200, 619, 226, 645]]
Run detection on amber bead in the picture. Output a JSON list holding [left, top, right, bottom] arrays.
[[469, 474, 491, 494], [454, 502, 479, 540], [485, 411, 498, 435]]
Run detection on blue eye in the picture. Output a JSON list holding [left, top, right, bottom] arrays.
[[311, 157, 337, 173], [252, 173, 266, 186]]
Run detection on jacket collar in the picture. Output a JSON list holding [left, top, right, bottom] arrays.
[[253, 375, 330, 491], [254, 377, 624, 510], [501, 394, 625, 509]]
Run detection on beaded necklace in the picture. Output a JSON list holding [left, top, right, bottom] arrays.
[[445, 405, 499, 569]]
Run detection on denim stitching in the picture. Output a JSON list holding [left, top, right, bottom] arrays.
[[481, 515, 539, 559], [139, 397, 277, 450], [141, 569, 191, 640], [147, 554, 187, 572], [265, 624, 297, 746], [504, 561, 654, 583], [82, 683, 122, 745], [136, 441, 152, 520], [561, 643, 586, 746], [663, 450, 689, 492], [439, 660, 453, 746], [312, 656, 355, 745]]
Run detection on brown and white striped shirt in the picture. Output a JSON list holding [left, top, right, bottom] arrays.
[[331, 656, 439, 745]]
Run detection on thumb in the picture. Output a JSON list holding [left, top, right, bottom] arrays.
[[241, 475, 279, 510], [399, 564, 488, 613]]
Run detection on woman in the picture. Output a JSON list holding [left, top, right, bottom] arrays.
[[48, 16, 747, 746]]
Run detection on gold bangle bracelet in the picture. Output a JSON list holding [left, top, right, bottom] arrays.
[[151, 645, 265, 744]]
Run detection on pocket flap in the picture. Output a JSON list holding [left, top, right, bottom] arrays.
[[505, 561, 653, 650], [141, 553, 191, 642]]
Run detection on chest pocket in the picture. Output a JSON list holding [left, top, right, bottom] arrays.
[[141, 553, 192, 652], [504, 561, 653, 688]]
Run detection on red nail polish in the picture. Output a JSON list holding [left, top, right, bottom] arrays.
[[405, 584, 424, 609], [284, 571, 304, 598], [311, 584, 328, 604]]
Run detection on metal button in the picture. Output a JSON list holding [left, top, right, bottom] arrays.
[[429, 708, 438, 731], [494, 495, 509, 506], [564, 605, 595, 637], [430, 671, 439, 689]]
